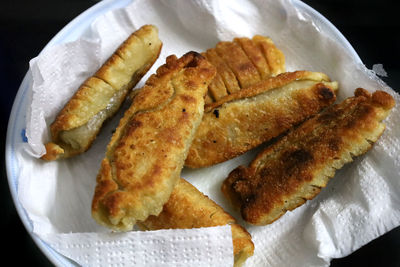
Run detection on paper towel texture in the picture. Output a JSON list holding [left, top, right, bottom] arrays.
[[19, 0, 400, 266], [43, 226, 233, 267]]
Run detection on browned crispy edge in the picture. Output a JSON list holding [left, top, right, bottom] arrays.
[[41, 25, 162, 161], [92, 52, 216, 231], [203, 35, 285, 104], [185, 71, 336, 168], [138, 178, 254, 267], [222, 88, 395, 225], [205, 71, 329, 112]]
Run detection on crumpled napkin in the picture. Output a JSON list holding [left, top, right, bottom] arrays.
[[20, 0, 400, 266]]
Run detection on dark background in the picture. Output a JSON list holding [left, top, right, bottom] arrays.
[[1, 0, 399, 266]]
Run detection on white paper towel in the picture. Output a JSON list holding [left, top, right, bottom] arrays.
[[42, 226, 233, 267], [20, 0, 400, 266]]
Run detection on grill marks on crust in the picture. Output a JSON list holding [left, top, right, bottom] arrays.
[[203, 36, 285, 104], [222, 88, 395, 225]]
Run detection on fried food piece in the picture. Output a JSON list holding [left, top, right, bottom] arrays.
[[252, 35, 285, 76], [42, 25, 162, 160], [203, 35, 285, 104], [92, 52, 216, 231], [215, 41, 261, 89], [204, 48, 241, 95], [139, 178, 254, 267], [185, 71, 338, 168], [234, 37, 271, 80], [222, 88, 395, 225]]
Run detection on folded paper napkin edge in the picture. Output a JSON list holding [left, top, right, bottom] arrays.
[[38, 225, 234, 267]]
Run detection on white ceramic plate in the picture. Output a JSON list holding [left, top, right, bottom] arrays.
[[6, 0, 361, 266]]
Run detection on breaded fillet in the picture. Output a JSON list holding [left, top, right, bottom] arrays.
[[222, 88, 395, 225], [42, 25, 162, 160], [91, 52, 216, 231], [185, 71, 338, 168], [139, 178, 254, 267], [203, 35, 285, 104]]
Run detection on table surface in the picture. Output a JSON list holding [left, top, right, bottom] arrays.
[[1, 0, 399, 266]]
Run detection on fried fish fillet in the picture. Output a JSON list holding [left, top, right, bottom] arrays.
[[42, 25, 162, 160], [222, 88, 395, 225], [92, 52, 216, 231], [139, 178, 254, 267], [185, 71, 338, 168], [203, 35, 285, 104]]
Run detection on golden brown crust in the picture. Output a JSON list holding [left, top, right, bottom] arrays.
[[203, 35, 285, 103], [139, 178, 254, 267], [252, 35, 285, 75], [42, 25, 162, 160], [91, 52, 216, 231], [202, 50, 230, 102], [41, 143, 65, 161], [185, 71, 338, 168], [234, 37, 271, 80], [204, 71, 331, 112], [204, 48, 241, 94], [215, 41, 261, 89], [204, 89, 215, 105], [222, 89, 395, 225]]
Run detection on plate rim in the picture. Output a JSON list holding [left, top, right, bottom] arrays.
[[5, 0, 133, 266], [5, 0, 362, 266]]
